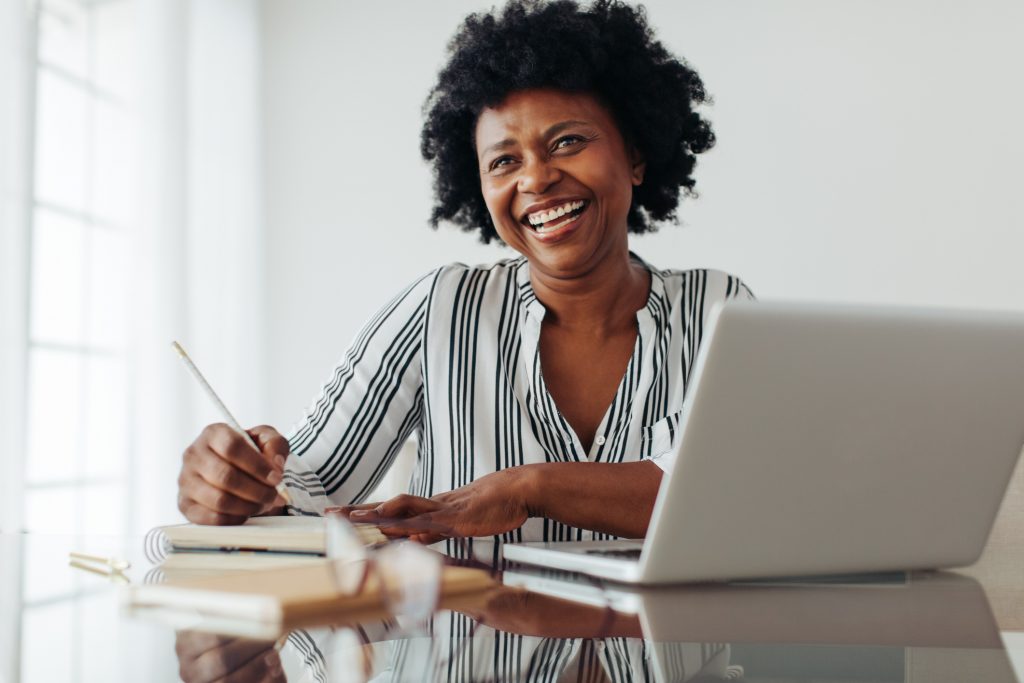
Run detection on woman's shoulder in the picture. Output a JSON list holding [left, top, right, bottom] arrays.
[[377, 259, 528, 318], [433, 256, 526, 277], [645, 262, 756, 303], [418, 256, 528, 293]]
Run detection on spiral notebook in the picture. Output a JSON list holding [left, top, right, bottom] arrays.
[[144, 515, 387, 564]]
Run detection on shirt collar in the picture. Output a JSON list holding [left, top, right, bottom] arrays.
[[515, 257, 546, 322], [515, 252, 663, 325]]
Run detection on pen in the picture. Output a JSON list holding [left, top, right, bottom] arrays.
[[68, 552, 131, 584], [171, 341, 292, 505], [69, 551, 131, 572]]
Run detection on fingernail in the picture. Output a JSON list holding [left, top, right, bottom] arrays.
[[274, 454, 286, 469], [264, 652, 279, 668], [267, 470, 283, 486], [349, 509, 368, 518]]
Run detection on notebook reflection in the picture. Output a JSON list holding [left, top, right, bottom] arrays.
[[171, 572, 1019, 683]]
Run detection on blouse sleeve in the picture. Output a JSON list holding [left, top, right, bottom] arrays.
[[646, 271, 756, 475], [281, 269, 438, 511]]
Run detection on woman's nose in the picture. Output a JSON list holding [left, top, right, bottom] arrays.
[[517, 157, 561, 194]]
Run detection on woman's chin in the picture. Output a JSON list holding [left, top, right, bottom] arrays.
[[501, 212, 621, 279], [524, 241, 607, 281]]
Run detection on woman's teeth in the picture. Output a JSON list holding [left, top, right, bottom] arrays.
[[527, 200, 586, 233], [535, 214, 578, 233]]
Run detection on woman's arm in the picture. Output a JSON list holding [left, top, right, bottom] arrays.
[[521, 460, 663, 538], [457, 585, 644, 638], [175, 271, 436, 524], [342, 459, 663, 542], [283, 271, 437, 508]]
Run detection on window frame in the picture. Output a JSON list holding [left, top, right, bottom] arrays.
[[22, 0, 136, 538], [0, 4, 36, 680], [1, 0, 37, 537]]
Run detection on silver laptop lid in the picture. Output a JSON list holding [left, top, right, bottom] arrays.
[[639, 301, 1024, 582]]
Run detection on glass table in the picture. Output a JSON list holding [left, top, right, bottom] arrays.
[[1, 531, 1021, 682]]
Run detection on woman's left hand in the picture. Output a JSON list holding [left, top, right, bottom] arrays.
[[333, 468, 533, 544]]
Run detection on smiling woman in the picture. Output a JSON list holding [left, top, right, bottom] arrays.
[[176, 0, 754, 547], [475, 90, 645, 282], [421, 0, 715, 245]]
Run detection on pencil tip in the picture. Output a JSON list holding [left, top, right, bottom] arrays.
[[276, 483, 293, 505]]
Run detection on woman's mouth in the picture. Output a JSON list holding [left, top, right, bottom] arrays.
[[522, 199, 589, 235]]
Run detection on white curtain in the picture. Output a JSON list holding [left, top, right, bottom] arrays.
[[0, 5, 30, 680], [130, 0, 266, 534], [0, 0, 31, 535], [0, 0, 266, 536]]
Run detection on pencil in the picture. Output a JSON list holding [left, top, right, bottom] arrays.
[[69, 551, 131, 572], [171, 341, 292, 505]]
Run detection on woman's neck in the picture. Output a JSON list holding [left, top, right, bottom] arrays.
[[529, 250, 650, 334]]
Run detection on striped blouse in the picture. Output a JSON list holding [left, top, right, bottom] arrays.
[[283, 617, 734, 682], [281, 254, 754, 546]]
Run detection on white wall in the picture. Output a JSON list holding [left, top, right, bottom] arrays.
[[129, 0, 268, 533], [260, 0, 1024, 429]]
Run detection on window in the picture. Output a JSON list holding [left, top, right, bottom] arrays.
[[16, 2, 138, 679], [24, 0, 136, 538]]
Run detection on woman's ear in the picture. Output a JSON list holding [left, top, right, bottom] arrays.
[[629, 147, 646, 186]]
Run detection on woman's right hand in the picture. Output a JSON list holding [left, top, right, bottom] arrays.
[[175, 631, 285, 683], [178, 423, 290, 525]]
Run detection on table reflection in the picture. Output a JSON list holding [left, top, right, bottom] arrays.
[[170, 572, 1018, 683], [4, 533, 1021, 683], [174, 590, 732, 682]]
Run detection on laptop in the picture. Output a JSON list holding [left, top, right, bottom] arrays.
[[501, 567, 1019, 683], [502, 566, 1002, 645], [502, 300, 1024, 583]]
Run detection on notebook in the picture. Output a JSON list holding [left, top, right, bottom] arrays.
[[146, 515, 387, 562], [126, 558, 495, 636]]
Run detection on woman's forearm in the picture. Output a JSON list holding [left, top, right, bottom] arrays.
[[340, 459, 664, 543], [518, 460, 664, 538]]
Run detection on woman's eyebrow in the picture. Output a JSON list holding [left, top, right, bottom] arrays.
[[544, 120, 590, 138], [482, 138, 516, 156], [481, 120, 592, 156]]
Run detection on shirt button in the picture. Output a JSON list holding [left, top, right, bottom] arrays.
[[595, 435, 606, 446]]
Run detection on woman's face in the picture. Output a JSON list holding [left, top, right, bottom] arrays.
[[474, 89, 644, 280]]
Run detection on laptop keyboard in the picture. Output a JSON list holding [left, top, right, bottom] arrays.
[[583, 548, 642, 559]]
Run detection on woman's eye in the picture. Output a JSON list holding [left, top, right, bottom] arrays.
[[489, 156, 515, 171], [554, 135, 585, 150]]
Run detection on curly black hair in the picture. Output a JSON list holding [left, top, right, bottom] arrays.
[[420, 0, 715, 244]]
